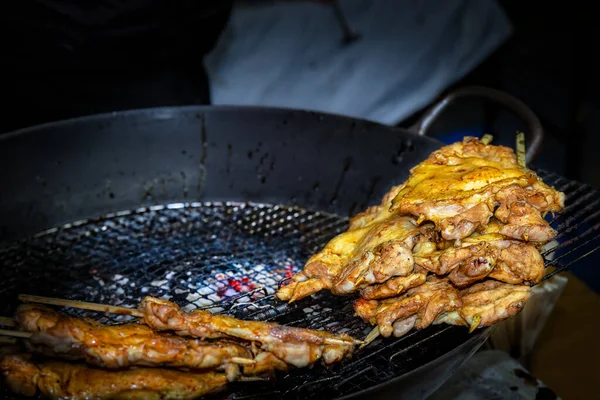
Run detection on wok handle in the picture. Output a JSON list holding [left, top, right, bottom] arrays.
[[410, 86, 543, 163]]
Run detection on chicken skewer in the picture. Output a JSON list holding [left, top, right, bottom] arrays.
[[355, 276, 462, 338], [277, 213, 437, 302], [415, 219, 546, 287], [8, 303, 254, 381], [358, 266, 428, 300], [356, 278, 532, 344], [276, 186, 429, 303], [1, 354, 229, 400], [389, 136, 564, 242], [16, 294, 360, 372], [17, 294, 359, 344], [137, 296, 358, 368], [277, 136, 562, 304]]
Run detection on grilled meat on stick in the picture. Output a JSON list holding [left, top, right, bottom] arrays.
[[1, 354, 228, 400], [277, 137, 562, 303], [415, 219, 546, 287], [138, 296, 356, 371], [358, 266, 428, 300], [277, 208, 437, 302], [276, 185, 420, 302], [390, 137, 564, 241], [355, 277, 532, 338], [15, 304, 250, 380], [354, 276, 462, 337], [456, 280, 532, 330]]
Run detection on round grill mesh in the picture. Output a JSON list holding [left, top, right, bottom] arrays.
[[0, 202, 476, 400]]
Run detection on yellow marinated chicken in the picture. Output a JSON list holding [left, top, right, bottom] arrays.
[[390, 137, 564, 241], [277, 214, 436, 302], [277, 136, 561, 305], [355, 278, 532, 338], [359, 265, 428, 300], [413, 219, 545, 287], [138, 296, 358, 369], [354, 276, 462, 337], [276, 185, 416, 302], [456, 280, 532, 329], [15, 304, 250, 381], [0, 354, 228, 400]]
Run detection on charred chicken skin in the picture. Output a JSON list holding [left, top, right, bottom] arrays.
[[0, 354, 228, 400]]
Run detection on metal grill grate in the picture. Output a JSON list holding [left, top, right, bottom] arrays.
[[0, 172, 598, 399], [535, 170, 600, 279]]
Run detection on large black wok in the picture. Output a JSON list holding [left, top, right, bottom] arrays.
[[0, 87, 591, 399]]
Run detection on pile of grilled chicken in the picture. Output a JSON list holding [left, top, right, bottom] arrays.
[[1, 297, 359, 399], [277, 137, 565, 338]]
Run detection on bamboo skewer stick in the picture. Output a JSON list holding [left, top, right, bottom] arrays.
[[480, 134, 493, 145], [0, 329, 32, 339], [18, 294, 362, 346], [0, 316, 16, 327], [516, 131, 526, 167], [230, 357, 256, 365], [360, 326, 380, 349], [19, 294, 143, 317]]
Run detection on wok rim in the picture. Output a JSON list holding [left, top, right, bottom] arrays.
[[1, 104, 440, 144]]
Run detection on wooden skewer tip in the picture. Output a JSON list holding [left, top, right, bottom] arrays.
[[0, 329, 32, 339], [230, 357, 257, 365], [238, 376, 271, 382], [481, 134, 493, 145], [19, 294, 143, 317], [360, 326, 380, 349], [516, 131, 526, 168], [0, 317, 16, 328], [323, 337, 364, 346]]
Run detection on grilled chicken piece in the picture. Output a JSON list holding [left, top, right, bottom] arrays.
[[355, 279, 532, 338], [494, 184, 560, 242], [457, 280, 532, 330], [359, 267, 428, 300], [331, 216, 426, 295], [354, 276, 462, 337], [347, 184, 404, 230], [0, 354, 228, 400], [277, 213, 436, 302], [15, 304, 250, 380], [389, 137, 564, 241], [138, 296, 357, 369], [414, 220, 545, 286]]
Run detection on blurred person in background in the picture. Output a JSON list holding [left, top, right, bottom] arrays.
[[2, 0, 509, 134], [206, 0, 512, 126], [1, 1, 234, 133]]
